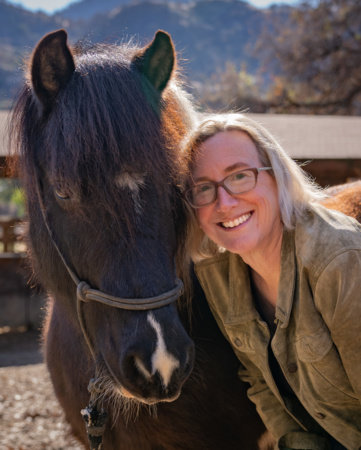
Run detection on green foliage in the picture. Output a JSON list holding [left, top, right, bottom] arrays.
[[10, 187, 25, 217], [0, 179, 25, 218], [198, 62, 268, 111], [201, 0, 361, 115], [258, 0, 361, 114]]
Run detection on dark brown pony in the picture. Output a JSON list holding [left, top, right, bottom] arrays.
[[11, 29, 272, 449]]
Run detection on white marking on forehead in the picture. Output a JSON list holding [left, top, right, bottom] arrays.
[[147, 312, 180, 388], [115, 171, 145, 193], [115, 171, 145, 214]]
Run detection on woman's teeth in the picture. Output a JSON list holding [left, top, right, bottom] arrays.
[[222, 213, 251, 228]]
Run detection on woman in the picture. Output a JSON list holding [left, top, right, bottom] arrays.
[[182, 113, 361, 449]]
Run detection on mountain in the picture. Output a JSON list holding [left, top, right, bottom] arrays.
[[58, 0, 193, 21], [57, 0, 134, 20], [0, 1, 62, 47], [0, 0, 66, 107], [78, 0, 265, 81], [0, 0, 291, 108]]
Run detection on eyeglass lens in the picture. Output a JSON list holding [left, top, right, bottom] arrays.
[[190, 169, 256, 206]]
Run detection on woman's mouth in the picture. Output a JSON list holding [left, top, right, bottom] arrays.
[[219, 212, 252, 229]]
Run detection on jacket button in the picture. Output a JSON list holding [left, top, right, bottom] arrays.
[[288, 362, 298, 373], [234, 338, 242, 347], [315, 412, 326, 419]]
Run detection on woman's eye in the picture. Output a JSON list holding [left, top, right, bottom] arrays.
[[196, 184, 212, 193], [234, 172, 246, 180]]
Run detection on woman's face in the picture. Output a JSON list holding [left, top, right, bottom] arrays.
[[192, 130, 283, 258]]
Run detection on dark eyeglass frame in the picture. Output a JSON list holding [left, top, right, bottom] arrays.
[[185, 166, 273, 208]]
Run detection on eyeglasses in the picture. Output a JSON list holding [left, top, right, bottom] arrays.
[[185, 167, 272, 208]]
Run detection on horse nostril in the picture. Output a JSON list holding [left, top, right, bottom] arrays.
[[122, 351, 149, 381], [133, 354, 152, 380]]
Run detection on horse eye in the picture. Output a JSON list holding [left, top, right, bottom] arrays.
[[54, 186, 71, 200]]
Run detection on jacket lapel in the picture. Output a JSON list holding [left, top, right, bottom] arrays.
[[275, 229, 297, 329]]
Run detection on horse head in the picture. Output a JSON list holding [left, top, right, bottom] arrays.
[[16, 29, 195, 406]]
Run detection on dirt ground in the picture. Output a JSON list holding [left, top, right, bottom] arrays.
[[0, 329, 83, 449]]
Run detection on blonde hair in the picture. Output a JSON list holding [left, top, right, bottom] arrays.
[[181, 113, 325, 262]]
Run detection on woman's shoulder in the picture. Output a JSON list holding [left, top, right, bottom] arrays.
[[294, 203, 361, 274], [297, 203, 361, 240]]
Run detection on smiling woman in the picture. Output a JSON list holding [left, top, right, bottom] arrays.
[[182, 113, 325, 262], [182, 112, 361, 449], [189, 130, 283, 262]]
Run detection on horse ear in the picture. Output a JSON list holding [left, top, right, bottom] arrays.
[[133, 30, 175, 93], [31, 29, 75, 113]]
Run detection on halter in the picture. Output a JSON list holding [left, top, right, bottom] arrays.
[[34, 175, 184, 449]]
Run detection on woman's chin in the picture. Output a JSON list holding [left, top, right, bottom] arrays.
[[211, 222, 256, 253]]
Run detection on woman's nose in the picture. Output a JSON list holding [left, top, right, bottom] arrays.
[[215, 186, 238, 211]]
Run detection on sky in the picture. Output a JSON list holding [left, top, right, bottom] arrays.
[[7, 0, 299, 14]]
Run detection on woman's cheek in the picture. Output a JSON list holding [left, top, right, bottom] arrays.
[[196, 209, 206, 228]]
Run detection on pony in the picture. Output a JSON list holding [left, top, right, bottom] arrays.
[[10, 29, 272, 449], [322, 180, 361, 223]]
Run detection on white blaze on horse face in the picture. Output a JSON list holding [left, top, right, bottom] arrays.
[[115, 171, 145, 213], [142, 312, 180, 387]]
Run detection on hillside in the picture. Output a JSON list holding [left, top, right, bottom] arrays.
[[0, 0, 290, 108], [58, 0, 193, 20], [0, 0, 66, 107], [79, 0, 267, 81]]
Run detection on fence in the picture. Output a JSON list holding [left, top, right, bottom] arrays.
[[0, 217, 45, 329]]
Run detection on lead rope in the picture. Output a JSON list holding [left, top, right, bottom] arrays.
[[34, 176, 183, 449]]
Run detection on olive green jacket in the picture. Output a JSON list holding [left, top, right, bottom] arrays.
[[195, 205, 361, 449]]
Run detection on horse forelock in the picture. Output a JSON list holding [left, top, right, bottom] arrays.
[[12, 42, 193, 236]]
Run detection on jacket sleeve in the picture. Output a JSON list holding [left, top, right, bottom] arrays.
[[314, 249, 361, 404], [237, 355, 329, 450]]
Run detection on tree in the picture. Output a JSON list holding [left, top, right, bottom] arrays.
[[197, 62, 269, 112], [261, 0, 361, 115]]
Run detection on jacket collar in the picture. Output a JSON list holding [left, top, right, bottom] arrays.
[[229, 227, 297, 329], [195, 228, 297, 328], [228, 252, 258, 323], [228, 230, 296, 328], [275, 228, 296, 328]]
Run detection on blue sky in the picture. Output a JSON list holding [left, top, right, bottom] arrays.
[[7, 0, 299, 14]]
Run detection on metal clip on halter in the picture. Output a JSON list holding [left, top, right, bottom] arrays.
[[81, 378, 108, 450], [81, 405, 108, 450]]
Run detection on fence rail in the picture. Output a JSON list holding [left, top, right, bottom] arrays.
[[0, 217, 24, 253]]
